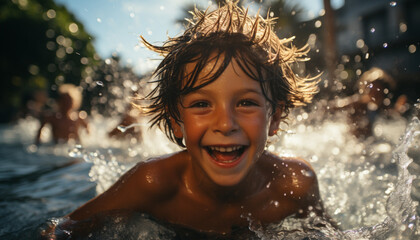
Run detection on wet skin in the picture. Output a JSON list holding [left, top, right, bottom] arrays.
[[68, 151, 321, 236], [66, 55, 324, 237], [173, 56, 281, 187]]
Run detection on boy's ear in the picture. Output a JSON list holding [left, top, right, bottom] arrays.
[[268, 103, 284, 136], [170, 117, 183, 139]]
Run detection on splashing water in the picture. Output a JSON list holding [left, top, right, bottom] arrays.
[[60, 112, 419, 239], [68, 145, 130, 194], [246, 116, 419, 239], [342, 118, 419, 239], [66, 115, 180, 195], [389, 1, 397, 7], [116, 122, 145, 133]]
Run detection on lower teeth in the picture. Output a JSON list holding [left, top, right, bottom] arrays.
[[211, 149, 242, 163]]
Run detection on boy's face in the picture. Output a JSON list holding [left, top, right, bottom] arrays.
[[173, 53, 281, 186]]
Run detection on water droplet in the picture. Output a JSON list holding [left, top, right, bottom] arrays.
[[68, 145, 83, 158], [408, 44, 416, 53], [408, 223, 414, 230], [389, 1, 397, 7], [83, 151, 98, 162], [301, 169, 314, 177], [116, 123, 142, 133], [117, 125, 127, 133], [27, 144, 38, 153]]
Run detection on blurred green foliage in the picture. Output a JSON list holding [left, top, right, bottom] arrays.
[[0, 0, 98, 122]]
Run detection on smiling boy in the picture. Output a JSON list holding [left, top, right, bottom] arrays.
[[61, 2, 329, 239]]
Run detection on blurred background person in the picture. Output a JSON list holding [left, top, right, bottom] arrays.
[[35, 84, 89, 145], [330, 67, 408, 139]]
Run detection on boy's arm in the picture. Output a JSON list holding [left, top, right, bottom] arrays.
[[42, 159, 176, 238], [35, 116, 48, 145], [68, 160, 172, 221]]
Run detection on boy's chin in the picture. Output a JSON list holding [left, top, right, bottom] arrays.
[[207, 172, 248, 187]]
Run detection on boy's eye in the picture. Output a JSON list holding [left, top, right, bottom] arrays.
[[238, 99, 259, 107], [189, 101, 209, 108]]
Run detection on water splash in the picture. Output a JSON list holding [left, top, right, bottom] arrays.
[[116, 122, 144, 133], [62, 112, 419, 239], [68, 144, 84, 158], [68, 145, 131, 194], [344, 117, 419, 239], [252, 116, 419, 239]]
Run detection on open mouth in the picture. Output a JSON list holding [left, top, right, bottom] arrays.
[[205, 145, 246, 167]]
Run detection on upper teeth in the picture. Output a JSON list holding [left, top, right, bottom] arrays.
[[209, 146, 241, 152]]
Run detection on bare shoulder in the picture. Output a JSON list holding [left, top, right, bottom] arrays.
[[260, 152, 324, 217], [126, 151, 189, 198], [67, 151, 189, 221], [261, 151, 319, 200]]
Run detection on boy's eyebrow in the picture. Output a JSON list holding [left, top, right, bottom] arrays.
[[185, 86, 264, 96]]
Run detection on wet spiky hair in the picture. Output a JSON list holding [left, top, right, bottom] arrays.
[[140, 1, 319, 147]]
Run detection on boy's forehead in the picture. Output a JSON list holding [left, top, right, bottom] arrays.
[[184, 51, 224, 77], [183, 51, 258, 84]]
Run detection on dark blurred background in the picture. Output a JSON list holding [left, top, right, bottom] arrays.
[[1, 0, 419, 123]]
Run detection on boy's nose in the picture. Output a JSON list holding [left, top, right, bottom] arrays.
[[212, 106, 238, 135]]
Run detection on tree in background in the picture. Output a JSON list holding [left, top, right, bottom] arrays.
[[261, 0, 306, 43], [0, 0, 98, 122]]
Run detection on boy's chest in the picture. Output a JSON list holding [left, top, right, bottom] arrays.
[[156, 194, 246, 233], [155, 188, 298, 234]]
